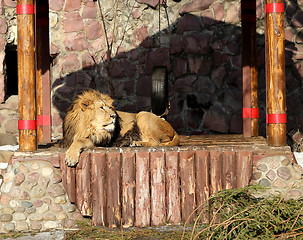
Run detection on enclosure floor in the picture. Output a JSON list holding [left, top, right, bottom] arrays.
[[179, 134, 291, 155]]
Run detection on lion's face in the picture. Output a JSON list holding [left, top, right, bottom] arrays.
[[89, 100, 117, 134]]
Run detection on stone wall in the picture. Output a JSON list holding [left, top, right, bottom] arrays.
[[0, 160, 81, 233], [0, 0, 303, 140]]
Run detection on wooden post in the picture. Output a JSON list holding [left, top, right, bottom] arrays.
[[36, 0, 51, 143], [222, 151, 236, 189], [236, 151, 253, 188], [209, 151, 223, 194], [121, 152, 135, 228], [59, 154, 76, 203], [91, 153, 107, 226], [150, 152, 166, 226], [165, 151, 181, 225], [242, 0, 259, 137], [106, 152, 121, 228], [76, 152, 91, 216], [179, 151, 196, 223], [265, 0, 286, 146], [17, 0, 37, 151], [195, 150, 210, 223], [135, 152, 150, 227]]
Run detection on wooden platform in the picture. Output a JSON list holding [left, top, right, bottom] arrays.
[[10, 134, 293, 228], [56, 135, 293, 228], [179, 134, 291, 155]]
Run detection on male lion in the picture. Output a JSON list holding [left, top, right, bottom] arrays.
[[60, 89, 180, 166]]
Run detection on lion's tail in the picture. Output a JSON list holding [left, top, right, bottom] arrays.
[[161, 131, 180, 147]]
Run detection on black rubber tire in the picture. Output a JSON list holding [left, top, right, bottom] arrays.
[[151, 66, 168, 116]]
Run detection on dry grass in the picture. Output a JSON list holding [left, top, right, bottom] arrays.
[[64, 220, 192, 240]]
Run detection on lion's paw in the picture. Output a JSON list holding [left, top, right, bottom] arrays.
[[130, 141, 143, 147], [65, 149, 80, 167]]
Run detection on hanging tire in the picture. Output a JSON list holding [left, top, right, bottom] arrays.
[[151, 66, 168, 116]]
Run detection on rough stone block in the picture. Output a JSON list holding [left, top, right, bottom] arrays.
[[177, 14, 202, 34], [61, 54, 81, 74], [179, 0, 213, 15], [203, 106, 228, 133], [64, 32, 88, 51], [85, 20, 103, 40], [62, 12, 84, 33], [109, 60, 136, 78], [183, 33, 211, 54], [173, 57, 187, 78], [188, 56, 212, 75], [49, 0, 63, 11], [65, 0, 81, 12], [82, 2, 98, 19]]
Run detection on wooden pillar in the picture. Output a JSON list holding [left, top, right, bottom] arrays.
[[36, 0, 51, 143], [265, 0, 286, 146], [241, 0, 259, 137], [17, 0, 37, 151]]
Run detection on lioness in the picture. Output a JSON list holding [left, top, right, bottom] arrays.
[[60, 89, 180, 166]]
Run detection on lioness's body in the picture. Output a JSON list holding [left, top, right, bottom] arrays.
[[61, 89, 180, 166]]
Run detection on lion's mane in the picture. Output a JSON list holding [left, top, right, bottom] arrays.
[[60, 90, 120, 148]]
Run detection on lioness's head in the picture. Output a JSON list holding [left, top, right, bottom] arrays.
[[61, 89, 119, 147]]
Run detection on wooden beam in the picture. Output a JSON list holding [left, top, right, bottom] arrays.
[[36, 0, 51, 144], [17, 0, 37, 151], [265, 0, 286, 146], [242, 0, 258, 137]]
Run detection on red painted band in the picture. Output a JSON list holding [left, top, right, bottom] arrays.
[[18, 120, 37, 130], [242, 108, 259, 119], [265, 3, 284, 14], [17, 4, 35, 15], [37, 115, 51, 126], [267, 114, 286, 124]]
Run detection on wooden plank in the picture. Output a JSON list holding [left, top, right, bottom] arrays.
[[150, 151, 166, 226], [59, 153, 76, 203], [106, 151, 121, 228], [91, 152, 107, 226], [76, 152, 91, 216], [241, 0, 258, 137], [121, 152, 135, 228], [165, 151, 181, 225], [180, 151, 196, 223], [59, 153, 67, 195], [222, 151, 237, 189], [36, 0, 51, 143], [135, 152, 150, 227], [209, 151, 223, 194], [195, 150, 210, 223], [236, 151, 253, 188]]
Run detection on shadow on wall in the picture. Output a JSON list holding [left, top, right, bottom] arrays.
[[51, 11, 303, 137]]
